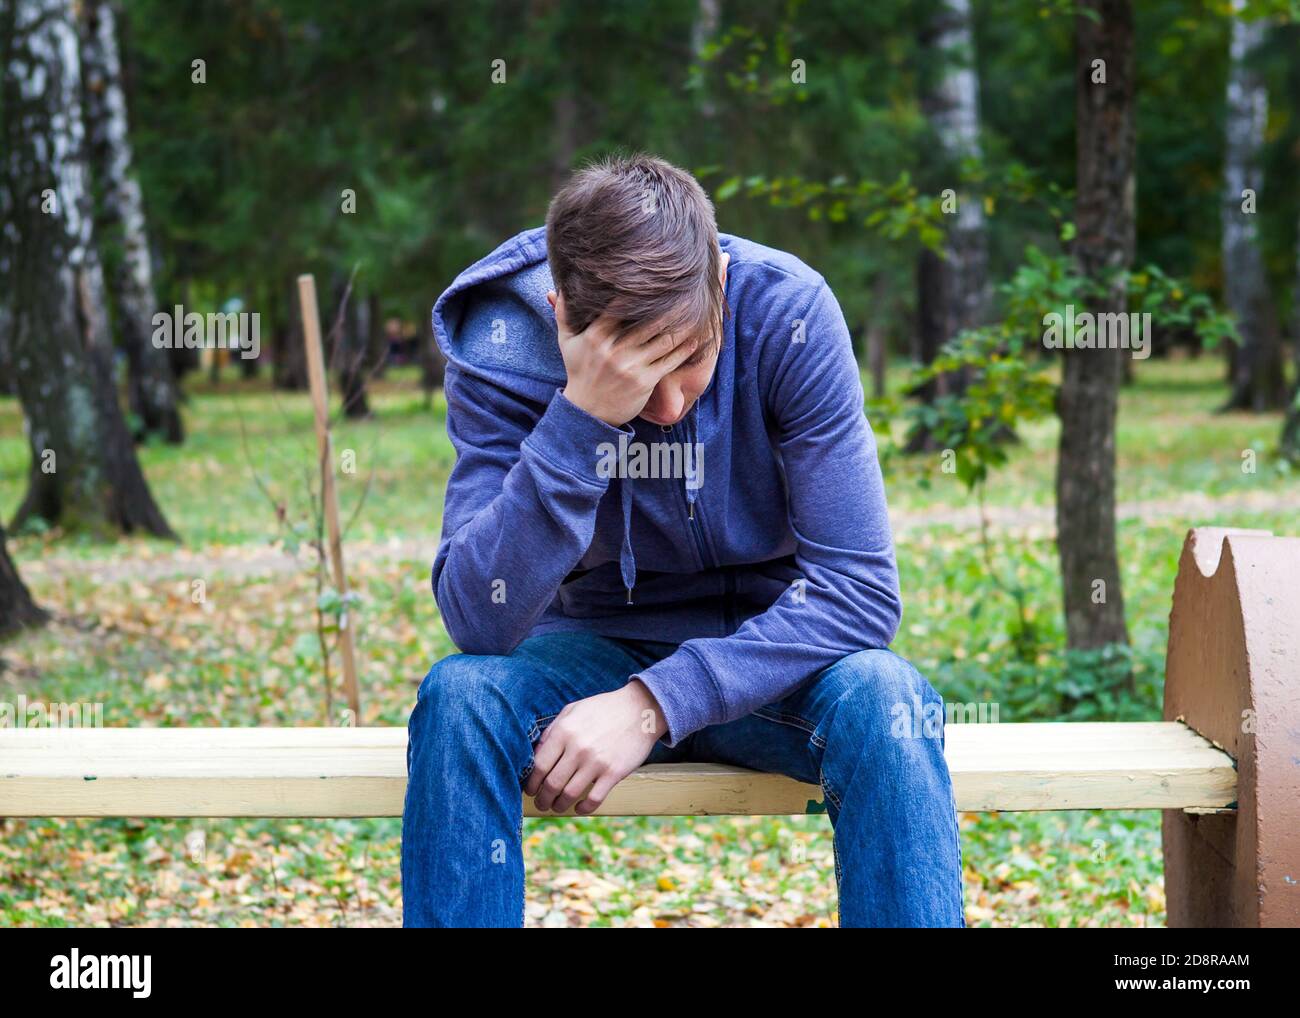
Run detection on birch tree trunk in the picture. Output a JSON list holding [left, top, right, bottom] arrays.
[[909, 0, 990, 450], [1220, 6, 1286, 412], [926, 0, 989, 339], [0, 0, 175, 538], [78, 0, 183, 441], [692, 0, 721, 118], [1056, 0, 1132, 651]]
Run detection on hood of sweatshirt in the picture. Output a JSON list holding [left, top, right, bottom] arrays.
[[432, 227, 566, 404], [432, 226, 706, 602]]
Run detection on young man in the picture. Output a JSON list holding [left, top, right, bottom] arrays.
[[403, 154, 964, 928]]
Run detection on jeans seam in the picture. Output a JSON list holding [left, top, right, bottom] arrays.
[[518, 809, 526, 928], [949, 772, 965, 926], [831, 832, 843, 908], [520, 711, 552, 928], [818, 767, 843, 811], [753, 706, 819, 738], [821, 765, 843, 921], [520, 712, 560, 783], [752, 707, 830, 803]]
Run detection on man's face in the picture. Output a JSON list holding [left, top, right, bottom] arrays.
[[638, 335, 719, 427], [637, 252, 729, 428]]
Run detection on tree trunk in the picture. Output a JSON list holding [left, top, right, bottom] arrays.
[[537, 0, 583, 191], [551, 90, 578, 191], [692, 0, 721, 118], [239, 299, 260, 379], [0, 0, 175, 539], [339, 283, 372, 419], [166, 279, 200, 382], [78, 0, 183, 442], [1220, 6, 1287, 412], [0, 299, 13, 395], [1056, 0, 1132, 651], [0, 523, 46, 636], [273, 276, 308, 390], [1281, 210, 1300, 461], [365, 293, 386, 378], [207, 338, 222, 385], [908, 0, 989, 451], [866, 320, 887, 401], [926, 0, 989, 339]]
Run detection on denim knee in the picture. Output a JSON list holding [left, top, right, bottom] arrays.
[[818, 649, 945, 753], [408, 653, 525, 763]]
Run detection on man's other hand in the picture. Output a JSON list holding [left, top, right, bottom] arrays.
[[524, 680, 668, 815]]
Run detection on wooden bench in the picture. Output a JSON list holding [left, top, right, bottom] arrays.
[[0, 719, 1240, 817], [2, 528, 1297, 926]]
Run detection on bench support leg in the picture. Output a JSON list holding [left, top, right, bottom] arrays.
[[1162, 527, 1300, 927]]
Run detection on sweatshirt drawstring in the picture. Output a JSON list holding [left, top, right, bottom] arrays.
[[619, 476, 636, 604], [620, 401, 704, 606]]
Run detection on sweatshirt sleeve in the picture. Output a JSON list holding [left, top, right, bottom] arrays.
[[432, 364, 632, 655], [632, 281, 902, 746]]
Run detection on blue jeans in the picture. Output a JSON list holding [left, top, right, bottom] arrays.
[[401, 632, 964, 927]]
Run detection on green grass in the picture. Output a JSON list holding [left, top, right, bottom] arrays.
[[877, 353, 1296, 512], [0, 368, 457, 551], [0, 356, 1295, 926]]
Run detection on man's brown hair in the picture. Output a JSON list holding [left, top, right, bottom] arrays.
[[545, 154, 725, 357]]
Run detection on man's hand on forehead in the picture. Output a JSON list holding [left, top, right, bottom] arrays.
[[550, 290, 700, 426]]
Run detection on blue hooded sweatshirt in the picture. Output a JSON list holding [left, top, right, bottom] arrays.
[[431, 226, 902, 746]]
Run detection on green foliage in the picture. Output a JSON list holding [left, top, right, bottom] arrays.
[[935, 642, 1164, 724], [906, 325, 1056, 491], [1128, 265, 1239, 350], [709, 170, 947, 250], [902, 247, 1241, 495], [872, 247, 1241, 661], [104, 0, 1300, 365]]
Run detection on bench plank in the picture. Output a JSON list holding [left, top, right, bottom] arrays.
[[0, 721, 1236, 817]]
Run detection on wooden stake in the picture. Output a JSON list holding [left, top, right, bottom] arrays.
[[298, 274, 362, 723]]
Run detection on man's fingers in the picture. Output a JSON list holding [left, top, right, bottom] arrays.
[[585, 312, 623, 347], [649, 333, 701, 373], [553, 294, 618, 345], [532, 746, 581, 812], [551, 763, 600, 815], [574, 772, 622, 816], [639, 331, 683, 362], [617, 314, 678, 348], [523, 759, 545, 798], [525, 723, 564, 797]]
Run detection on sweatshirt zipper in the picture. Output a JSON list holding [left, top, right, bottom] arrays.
[[666, 421, 729, 633], [664, 422, 710, 569]]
